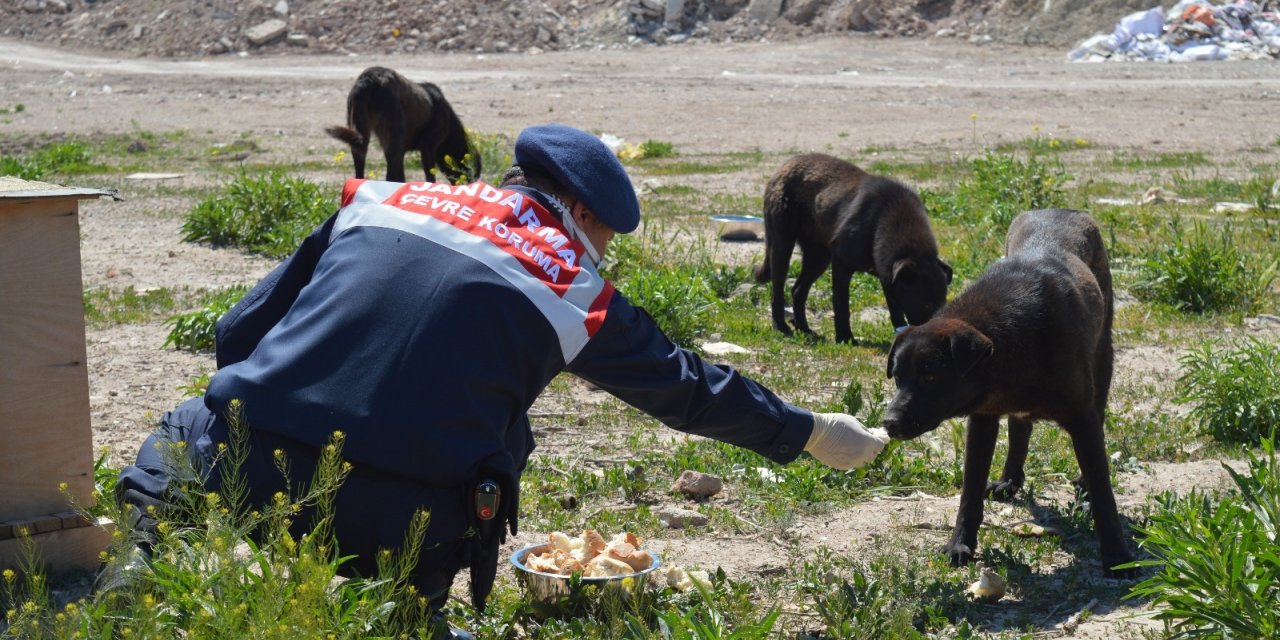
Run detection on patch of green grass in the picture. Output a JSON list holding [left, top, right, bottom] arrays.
[[164, 286, 249, 352], [0, 103, 24, 115], [1177, 337, 1280, 446], [1105, 151, 1210, 170], [615, 267, 719, 350], [996, 133, 1092, 155], [1133, 220, 1277, 315], [83, 286, 180, 327], [205, 138, 260, 158], [1169, 171, 1249, 201], [1122, 439, 1280, 638], [182, 169, 336, 258], [638, 139, 677, 159], [0, 141, 105, 180], [921, 150, 1070, 230], [866, 157, 964, 184], [801, 546, 986, 638], [630, 152, 765, 176]]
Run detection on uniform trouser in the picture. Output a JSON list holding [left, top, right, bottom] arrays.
[[117, 397, 470, 609]]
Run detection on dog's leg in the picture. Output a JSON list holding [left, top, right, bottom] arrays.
[[830, 262, 856, 344], [420, 140, 440, 182], [790, 246, 830, 336], [945, 414, 1000, 567], [379, 113, 408, 183], [384, 142, 407, 183], [1065, 413, 1136, 578], [766, 229, 796, 336], [884, 288, 908, 331], [987, 416, 1031, 500]]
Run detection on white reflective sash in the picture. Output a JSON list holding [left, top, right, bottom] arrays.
[[332, 179, 612, 363]]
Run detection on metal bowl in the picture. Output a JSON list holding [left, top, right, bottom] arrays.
[[708, 214, 763, 241], [510, 543, 663, 605]]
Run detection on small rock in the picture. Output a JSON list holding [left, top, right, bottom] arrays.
[[967, 568, 1006, 603], [245, 19, 287, 46], [273, 0, 289, 16], [701, 341, 750, 356], [655, 506, 709, 529], [132, 25, 146, 40], [48, 0, 69, 14], [286, 33, 309, 47], [672, 469, 723, 498]]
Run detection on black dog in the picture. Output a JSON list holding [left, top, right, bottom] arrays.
[[754, 153, 951, 343], [881, 208, 1135, 577], [326, 66, 479, 184]]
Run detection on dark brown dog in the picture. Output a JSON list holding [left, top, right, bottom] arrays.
[[753, 153, 952, 343], [881, 208, 1135, 577], [326, 66, 479, 184]]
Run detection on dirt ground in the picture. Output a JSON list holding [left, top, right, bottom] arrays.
[[4, 34, 1280, 636]]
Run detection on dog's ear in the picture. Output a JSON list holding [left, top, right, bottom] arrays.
[[886, 330, 907, 379], [949, 327, 993, 376], [938, 258, 954, 285], [891, 258, 917, 284]]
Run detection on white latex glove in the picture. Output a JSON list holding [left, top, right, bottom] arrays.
[[804, 412, 890, 470]]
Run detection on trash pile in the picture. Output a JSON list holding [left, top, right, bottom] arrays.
[[1068, 1, 1280, 61]]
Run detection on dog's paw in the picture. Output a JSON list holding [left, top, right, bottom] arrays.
[[985, 479, 1022, 501], [941, 540, 976, 567], [1102, 552, 1139, 580]]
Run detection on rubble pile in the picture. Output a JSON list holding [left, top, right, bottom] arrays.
[[1069, 0, 1280, 61], [2, 0, 1176, 58]]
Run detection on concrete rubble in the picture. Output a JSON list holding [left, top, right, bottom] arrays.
[[1069, 1, 1280, 62]]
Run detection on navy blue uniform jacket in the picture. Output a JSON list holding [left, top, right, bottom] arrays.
[[205, 179, 813, 495]]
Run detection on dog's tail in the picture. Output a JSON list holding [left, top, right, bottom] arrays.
[[754, 174, 790, 284], [325, 125, 364, 147]]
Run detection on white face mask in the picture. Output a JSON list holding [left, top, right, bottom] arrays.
[[547, 194, 603, 268]]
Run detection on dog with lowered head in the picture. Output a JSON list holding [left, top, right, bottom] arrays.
[[326, 66, 479, 184], [881, 208, 1135, 577], [754, 153, 952, 343]]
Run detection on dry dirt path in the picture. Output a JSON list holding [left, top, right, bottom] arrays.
[[6, 36, 1280, 158]]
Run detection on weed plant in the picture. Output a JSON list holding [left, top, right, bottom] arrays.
[[436, 129, 513, 184], [183, 170, 335, 258], [1177, 337, 1280, 445], [615, 268, 718, 350], [83, 286, 180, 328], [0, 407, 452, 639], [1133, 219, 1277, 314], [1122, 438, 1280, 639], [638, 140, 677, 159], [164, 286, 249, 352], [0, 141, 102, 180], [922, 150, 1069, 230]]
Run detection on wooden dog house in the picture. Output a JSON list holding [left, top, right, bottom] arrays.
[[0, 177, 114, 575]]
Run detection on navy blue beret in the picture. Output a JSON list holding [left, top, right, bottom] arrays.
[[513, 123, 640, 233]]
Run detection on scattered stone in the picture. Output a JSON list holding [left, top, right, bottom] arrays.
[[966, 568, 1007, 603], [655, 506, 709, 529], [1213, 201, 1255, 214], [245, 19, 287, 46], [701, 341, 750, 356], [1, 0, 1175, 58], [748, 0, 784, 23], [672, 469, 723, 498], [125, 172, 184, 181], [286, 33, 309, 47]]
